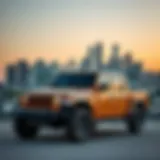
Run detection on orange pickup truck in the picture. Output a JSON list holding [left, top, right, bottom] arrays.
[[14, 71, 150, 142]]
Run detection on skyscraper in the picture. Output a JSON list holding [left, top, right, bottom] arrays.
[[123, 52, 133, 67], [28, 59, 52, 88], [15, 60, 30, 88], [126, 61, 143, 81], [107, 43, 121, 70], [81, 42, 104, 72], [94, 42, 103, 71], [49, 61, 59, 81], [50, 61, 59, 73], [80, 54, 91, 72], [5, 64, 16, 87]]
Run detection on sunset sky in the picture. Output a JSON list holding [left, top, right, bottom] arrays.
[[0, 0, 160, 80]]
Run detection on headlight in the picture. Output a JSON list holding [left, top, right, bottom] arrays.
[[59, 95, 74, 107], [53, 97, 60, 105], [19, 95, 28, 105], [52, 95, 74, 107], [51, 96, 73, 110]]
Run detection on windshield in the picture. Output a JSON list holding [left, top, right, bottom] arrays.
[[51, 73, 96, 88]]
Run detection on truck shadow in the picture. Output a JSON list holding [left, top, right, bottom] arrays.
[[32, 129, 133, 145], [0, 127, 136, 146]]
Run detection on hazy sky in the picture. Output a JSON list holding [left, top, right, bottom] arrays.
[[0, 0, 160, 79]]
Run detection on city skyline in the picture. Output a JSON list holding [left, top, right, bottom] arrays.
[[1, 41, 160, 82], [0, 0, 160, 81], [4, 42, 144, 89]]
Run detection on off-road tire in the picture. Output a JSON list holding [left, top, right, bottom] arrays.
[[14, 117, 38, 140], [66, 108, 93, 142], [126, 105, 146, 134]]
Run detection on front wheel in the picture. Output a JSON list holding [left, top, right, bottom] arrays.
[[66, 108, 93, 142], [126, 105, 146, 134], [13, 117, 39, 140]]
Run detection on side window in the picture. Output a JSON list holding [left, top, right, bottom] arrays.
[[113, 74, 129, 91], [99, 83, 110, 92], [118, 79, 129, 91], [97, 72, 129, 92], [97, 73, 112, 92]]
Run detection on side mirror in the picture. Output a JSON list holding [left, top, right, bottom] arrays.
[[99, 84, 109, 91], [93, 84, 108, 92]]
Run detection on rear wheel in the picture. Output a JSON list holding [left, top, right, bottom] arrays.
[[14, 117, 38, 140], [66, 108, 93, 142], [126, 105, 146, 134]]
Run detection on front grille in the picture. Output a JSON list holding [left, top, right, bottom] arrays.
[[27, 95, 53, 109]]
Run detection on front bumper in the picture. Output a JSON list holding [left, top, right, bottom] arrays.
[[13, 105, 74, 126]]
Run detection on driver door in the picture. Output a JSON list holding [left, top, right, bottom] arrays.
[[100, 82, 118, 118], [90, 82, 113, 119], [102, 78, 131, 117]]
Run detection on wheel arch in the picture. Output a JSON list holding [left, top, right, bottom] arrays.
[[126, 100, 147, 116], [134, 101, 147, 111], [74, 101, 92, 113]]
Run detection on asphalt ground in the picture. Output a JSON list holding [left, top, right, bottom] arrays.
[[0, 119, 159, 160]]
